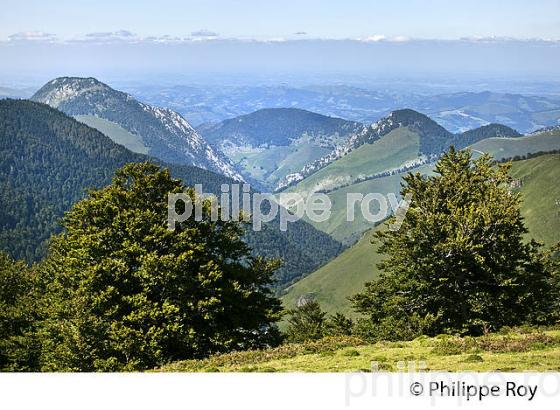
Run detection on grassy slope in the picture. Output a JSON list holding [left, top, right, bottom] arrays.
[[74, 114, 149, 155], [282, 153, 560, 316], [160, 328, 560, 372], [509, 153, 560, 245], [305, 164, 434, 243], [285, 127, 420, 195], [282, 227, 382, 316], [291, 128, 559, 244], [469, 129, 560, 160], [230, 143, 331, 189]]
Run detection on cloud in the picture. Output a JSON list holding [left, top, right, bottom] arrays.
[[294, 31, 307, 36], [363, 34, 386, 42], [361, 34, 410, 43], [144, 35, 186, 43], [391, 36, 409, 42], [8, 31, 57, 42], [191, 29, 219, 38], [83, 30, 137, 41]]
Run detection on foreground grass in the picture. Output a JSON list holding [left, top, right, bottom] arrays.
[[159, 328, 560, 372]]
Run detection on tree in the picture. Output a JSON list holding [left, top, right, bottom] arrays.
[[285, 300, 326, 343], [352, 148, 556, 337], [0, 252, 41, 370], [324, 313, 354, 337], [38, 162, 282, 371]]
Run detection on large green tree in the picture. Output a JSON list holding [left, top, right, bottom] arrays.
[[352, 148, 556, 337], [39, 162, 282, 371]]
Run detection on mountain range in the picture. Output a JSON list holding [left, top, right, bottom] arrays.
[[280, 116, 558, 244], [124, 84, 560, 133], [2, 76, 559, 300], [293, 112, 518, 187]]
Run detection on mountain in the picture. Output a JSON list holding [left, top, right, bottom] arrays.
[[281, 116, 552, 245], [31, 77, 243, 180], [458, 123, 522, 146], [200, 108, 363, 148], [198, 108, 364, 190], [282, 152, 560, 315], [418, 91, 560, 133], [278, 109, 520, 191], [0, 99, 342, 288], [124, 84, 560, 133]]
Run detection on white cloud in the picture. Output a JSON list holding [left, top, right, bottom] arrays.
[[81, 30, 138, 42], [363, 34, 386, 42], [8, 31, 57, 42], [191, 29, 219, 38], [361, 34, 410, 43], [390, 36, 409, 42]]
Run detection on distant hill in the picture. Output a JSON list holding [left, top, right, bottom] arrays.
[[200, 108, 363, 148], [31, 77, 243, 180], [198, 108, 364, 190], [282, 152, 560, 315], [0, 99, 342, 288], [126, 84, 560, 133], [0, 86, 34, 99]]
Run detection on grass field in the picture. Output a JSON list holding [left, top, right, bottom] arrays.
[[304, 164, 434, 243], [75, 115, 149, 154], [159, 328, 560, 372]]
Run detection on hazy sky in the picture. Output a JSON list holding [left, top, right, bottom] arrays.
[[1, 0, 559, 41], [1, 0, 560, 86]]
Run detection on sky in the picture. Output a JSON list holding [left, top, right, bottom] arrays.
[[1, 0, 560, 86], [1, 0, 559, 41]]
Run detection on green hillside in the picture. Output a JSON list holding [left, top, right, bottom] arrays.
[[286, 127, 559, 245], [229, 142, 331, 188], [285, 127, 420, 195], [303, 165, 433, 243], [509, 153, 560, 246], [282, 227, 383, 315], [282, 153, 560, 316], [469, 128, 560, 160], [74, 114, 149, 154]]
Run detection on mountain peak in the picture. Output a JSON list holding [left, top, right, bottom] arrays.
[[31, 77, 243, 180], [32, 77, 115, 107]]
